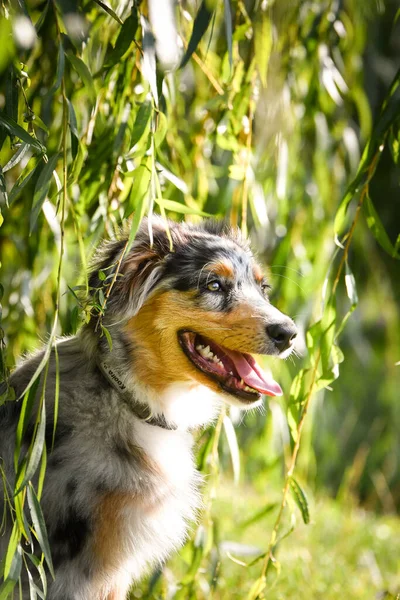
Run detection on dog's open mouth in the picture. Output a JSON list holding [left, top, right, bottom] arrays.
[[178, 331, 282, 403]]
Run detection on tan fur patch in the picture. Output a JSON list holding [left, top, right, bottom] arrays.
[[93, 448, 161, 573], [204, 259, 234, 279], [93, 489, 161, 574], [125, 290, 269, 393], [93, 492, 134, 572], [253, 263, 264, 283]]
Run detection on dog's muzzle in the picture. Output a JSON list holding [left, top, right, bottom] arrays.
[[266, 320, 297, 353]]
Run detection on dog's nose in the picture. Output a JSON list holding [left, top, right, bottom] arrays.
[[267, 321, 297, 352]]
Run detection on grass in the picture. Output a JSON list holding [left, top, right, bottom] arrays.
[[140, 479, 400, 599]]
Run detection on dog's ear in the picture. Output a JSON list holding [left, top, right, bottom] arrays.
[[89, 218, 182, 318]]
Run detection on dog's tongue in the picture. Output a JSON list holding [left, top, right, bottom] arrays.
[[224, 349, 283, 397]]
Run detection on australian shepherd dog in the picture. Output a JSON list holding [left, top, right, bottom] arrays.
[[0, 218, 297, 599]]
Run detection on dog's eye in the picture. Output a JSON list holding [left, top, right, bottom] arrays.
[[261, 282, 271, 295], [207, 281, 221, 292]]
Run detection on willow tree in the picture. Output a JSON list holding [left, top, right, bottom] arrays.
[[0, 0, 399, 598]]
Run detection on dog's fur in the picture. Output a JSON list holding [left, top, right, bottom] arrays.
[[0, 219, 296, 600]]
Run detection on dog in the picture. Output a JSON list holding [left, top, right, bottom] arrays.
[[0, 218, 297, 600]]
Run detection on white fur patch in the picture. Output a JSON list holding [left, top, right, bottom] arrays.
[[144, 381, 221, 429]]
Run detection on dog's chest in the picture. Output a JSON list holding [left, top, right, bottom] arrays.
[[112, 425, 201, 580]]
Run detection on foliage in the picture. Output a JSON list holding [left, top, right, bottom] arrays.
[[0, 0, 399, 598]]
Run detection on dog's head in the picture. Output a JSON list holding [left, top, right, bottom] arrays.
[[88, 218, 297, 409]]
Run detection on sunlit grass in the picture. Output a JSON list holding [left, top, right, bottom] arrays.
[[151, 480, 400, 600]]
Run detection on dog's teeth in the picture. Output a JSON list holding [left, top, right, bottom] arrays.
[[240, 379, 244, 385], [218, 361, 224, 367], [199, 346, 215, 360], [244, 385, 253, 392], [212, 356, 219, 363], [196, 344, 205, 351]]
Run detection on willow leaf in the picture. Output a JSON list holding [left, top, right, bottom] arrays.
[[0, 114, 44, 152], [66, 53, 96, 104], [364, 194, 400, 259], [289, 477, 310, 524], [30, 154, 59, 233], [180, 0, 214, 68], [27, 484, 54, 578]]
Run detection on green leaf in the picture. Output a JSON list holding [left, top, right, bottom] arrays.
[[289, 368, 309, 407], [15, 399, 46, 494], [0, 18, 15, 75], [8, 545, 22, 582], [104, 10, 138, 68], [130, 101, 152, 148], [196, 430, 214, 471], [67, 97, 85, 181], [0, 169, 7, 205], [35, 0, 49, 32], [287, 405, 298, 442], [49, 39, 65, 95], [128, 181, 150, 247], [289, 477, 310, 524], [364, 194, 400, 259], [240, 503, 277, 528], [344, 261, 358, 307], [70, 305, 80, 333], [124, 158, 152, 218], [246, 576, 266, 600], [68, 139, 85, 184], [8, 160, 40, 205], [15, 376, 41, 469], [27, 483, 54, 578], [331, 343, 344, 366], [334, 172, 364, 236], [335, 70, 400, 236], [180, 528, 207, 586], [101, 325, 113, 352], [180, 0, 214, 68], [32, 115, 49, 134], [67, 97, 78, 157], [155, 198, 212, 217], [4, 522, 19, 580], [0, 579, 17, 600], [3, 142, 30, 172], [66, 53, 96, 104], [0, 114, 45, 152], [254, 12, 272, 87], [27, 553, 47, 598], [14, 484, 32, 544], [51, 345, 60, 454], [93, 0, 123, 24], [224, 0, 233, 69], [389, 127, 400, 164], [154, 111, 168, 148], [0, 67, 18, 151], [30, 154, 59, 233]]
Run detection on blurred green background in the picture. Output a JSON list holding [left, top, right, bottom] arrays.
[[0, 0, 400, 598]]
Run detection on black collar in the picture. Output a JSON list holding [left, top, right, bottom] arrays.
[[97, 359, 178, 431]]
